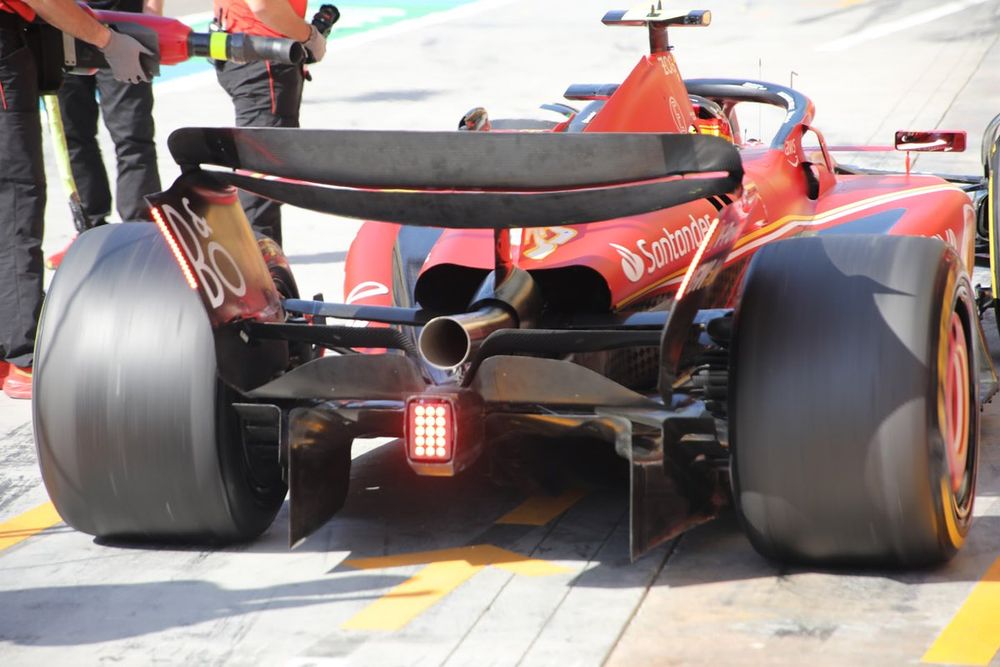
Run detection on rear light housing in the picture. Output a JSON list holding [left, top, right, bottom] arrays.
[[408, 400, 454, 462], [404, 391, 485, 477]]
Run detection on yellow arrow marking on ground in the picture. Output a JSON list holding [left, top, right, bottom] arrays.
[[342, 545, 570, 631], [496, 489, 586, 526], [922, 556, 1000, 665], [0, 502, 62, 553]]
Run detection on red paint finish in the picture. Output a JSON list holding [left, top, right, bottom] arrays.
[[345, 39, 975, 316], [587, 53, 695, 133], [344, 222, 398, 306], [92, 11, 193, 67], [421, 229, 494, 274], [342, 222, 399, 353]]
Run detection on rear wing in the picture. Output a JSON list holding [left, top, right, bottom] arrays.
[[150, 127, 745, 353], [166, 127, 743, 229]]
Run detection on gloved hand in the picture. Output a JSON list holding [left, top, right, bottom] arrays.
[[302, 24, 327, 64], [100, 30, 153, 84]]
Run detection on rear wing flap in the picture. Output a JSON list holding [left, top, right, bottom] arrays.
[[166, 127, 744, 229]]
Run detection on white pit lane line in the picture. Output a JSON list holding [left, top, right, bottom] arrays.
[[817, 0, 996, 52]]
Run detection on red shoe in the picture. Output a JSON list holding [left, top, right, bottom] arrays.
[[45, 235, 77, 270], [0, 361, 8, 387], [3, 365, 32, 400]]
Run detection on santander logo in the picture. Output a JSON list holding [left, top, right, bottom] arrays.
[[610, 214, 716, 283], [610, 243, 645, 282]]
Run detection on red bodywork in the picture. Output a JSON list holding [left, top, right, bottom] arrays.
[[91, 11, 194, 66], [344, 51, 974, 313]]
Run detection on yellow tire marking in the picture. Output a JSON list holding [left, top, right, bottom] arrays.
[[989, 170, 997, 301], [922, 557, 1000, 665], [495, 489, 587, 526], [940, 480, 965, 552], [0, 502, 62, 553], [343, 545, 569, 631]]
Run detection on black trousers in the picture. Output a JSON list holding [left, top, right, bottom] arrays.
[[0, 15, 44, 368], [216, 60, 304, 246], [57, 70, 160, 225]]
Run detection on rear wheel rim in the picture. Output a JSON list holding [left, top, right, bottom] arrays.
[[943, 310, 971, 501]]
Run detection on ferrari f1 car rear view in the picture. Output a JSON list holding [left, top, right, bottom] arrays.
[[33, 6, 1000, 567]]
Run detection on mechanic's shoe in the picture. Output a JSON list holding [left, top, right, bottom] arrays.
[[3, 366, 32, 400], [45, 235, 77, 270]]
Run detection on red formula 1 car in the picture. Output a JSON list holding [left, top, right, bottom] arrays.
[[33, 6, 1000, 567]]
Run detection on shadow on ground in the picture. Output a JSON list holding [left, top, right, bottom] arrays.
[[0, 573, 410, 646]]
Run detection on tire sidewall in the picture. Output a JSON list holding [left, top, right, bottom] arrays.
[[33, 224, 285, 543], [729, 235, 978, 566]]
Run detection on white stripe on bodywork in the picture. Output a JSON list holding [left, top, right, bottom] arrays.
[[727, 183, 965, 262]]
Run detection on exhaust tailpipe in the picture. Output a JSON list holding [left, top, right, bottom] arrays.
[[418, 266, 543, 371], [418, 306, 514, 370]]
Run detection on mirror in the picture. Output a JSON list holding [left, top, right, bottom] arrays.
[[894, 130, 967, 153]]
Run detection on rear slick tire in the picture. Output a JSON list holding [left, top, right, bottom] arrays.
[[730, 235, 978, 567], [33, 223, 286, 544]]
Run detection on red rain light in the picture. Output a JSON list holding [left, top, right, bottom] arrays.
[[150, 206, 199, 291], [406, 399, 454, 462]]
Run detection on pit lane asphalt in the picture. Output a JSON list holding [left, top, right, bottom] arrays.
[[4, 0, 1000, 664]]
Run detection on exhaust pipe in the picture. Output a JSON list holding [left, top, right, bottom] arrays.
[[419, 306, 514, 369], [417, 266, 542, 371]]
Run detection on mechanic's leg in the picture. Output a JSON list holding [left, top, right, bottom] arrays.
[[57, 72, 111, 227], [96, 70, 160, 221], [0, 24, 45, 371], [216, 60, 304, 246]]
